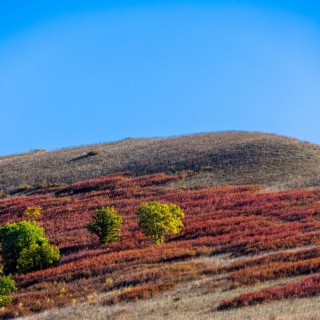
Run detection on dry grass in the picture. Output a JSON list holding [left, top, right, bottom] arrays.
[[1, 131, 320, 195], [16, 251, 320, 320], [27, 265, 320, 320]]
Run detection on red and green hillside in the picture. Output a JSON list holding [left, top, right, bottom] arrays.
[[1, 172, 320, 318]]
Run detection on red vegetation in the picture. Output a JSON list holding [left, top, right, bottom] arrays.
[[218, 274, 320, 310], [105, 282, 176, 305], [0, 172, 320, 317], [228, 257, 320, 285]]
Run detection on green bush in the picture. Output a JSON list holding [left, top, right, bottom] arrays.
[[17, 243, 60, 273], [0, 221, 48, 273], [86, 207, 123, 244], [0, 274, 16, 307], [0, 221, 60, 274], [137, 202, 184, 245]]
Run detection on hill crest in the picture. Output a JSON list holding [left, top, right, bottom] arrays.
[[1, 131, 320, 195]]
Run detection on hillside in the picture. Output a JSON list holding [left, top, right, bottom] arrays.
[[0, 173, 320, 319], [1, 131, 320, 319], [1, 131, 320, 195]]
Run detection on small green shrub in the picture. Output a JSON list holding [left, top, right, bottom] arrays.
[[137, 202, 184, 245], [0, 274, 16, 296], [17, 243, 60, 273], [86, 207, 123, 244], [0, 221, 48, 273], [0, 274, 16, 307], [0, 295, 13, 307]]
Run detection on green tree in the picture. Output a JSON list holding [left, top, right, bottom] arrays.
[[86, 207, 123, 244], [0, 274, 16, 307], [17, 243, 60, 274], [137, 202, 184, 245], [0, 221, 48, 273]]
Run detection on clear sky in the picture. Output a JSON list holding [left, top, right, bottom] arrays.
[[1, 0, 320, 155]]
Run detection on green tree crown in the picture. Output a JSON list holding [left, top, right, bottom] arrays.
[[17, 243, 60, 274], [0, 221, 48, 273], [137, 202, 184, 245], [86, 207, 123, 244]]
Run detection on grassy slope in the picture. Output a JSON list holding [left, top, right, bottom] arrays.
[[1, 173, 320, 319], [1, 131, 320, 195], [34, 276, 320, 320], [1, 131, 320, 319]]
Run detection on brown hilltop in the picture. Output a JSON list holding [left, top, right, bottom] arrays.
[[1, 131, 320, 194]]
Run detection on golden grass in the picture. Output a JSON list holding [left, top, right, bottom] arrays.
[[29, 277, 320, 320]]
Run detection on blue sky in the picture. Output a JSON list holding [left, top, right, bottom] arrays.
[[1, 1, 320, 155]]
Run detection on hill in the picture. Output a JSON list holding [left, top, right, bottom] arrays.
[[1, 131, 320, 195], [1, 131, 320, 319], [0, 172, 320, 319]]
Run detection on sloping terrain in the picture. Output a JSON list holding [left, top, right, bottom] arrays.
[[35, 279, 320, 320], [1, 173, 320, 319], [1, 131, 320, 195]]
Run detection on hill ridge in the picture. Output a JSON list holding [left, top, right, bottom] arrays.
[[1, 131, 320, 194]]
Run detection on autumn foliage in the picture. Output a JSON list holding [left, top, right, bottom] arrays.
[[137, 202, 184, 244], [218, 274, 320, 310], [0, 172, 320, 317], [23, 206, 42, 221]]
